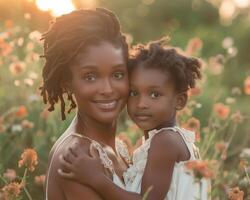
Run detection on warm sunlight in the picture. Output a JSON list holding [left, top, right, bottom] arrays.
[[35, 0, 75, 16], [233, 0, 250, 8]]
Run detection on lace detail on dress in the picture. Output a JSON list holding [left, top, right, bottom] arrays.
[[116, 139, 131, 164], [90, 141, 115, 173], [72, 133, 131, 174]]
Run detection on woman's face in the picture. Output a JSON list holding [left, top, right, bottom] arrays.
[[69, 41, 129, 124]]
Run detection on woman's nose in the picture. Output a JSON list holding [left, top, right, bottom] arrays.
[[100, 79, 113, 96]]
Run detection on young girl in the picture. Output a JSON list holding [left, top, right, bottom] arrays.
[[40, 8, 131, 200], [58, 39, 210, 199]]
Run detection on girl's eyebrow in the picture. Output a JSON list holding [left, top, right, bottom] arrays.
[[112, 63, 126, 68], [148, 85, 162, 89]]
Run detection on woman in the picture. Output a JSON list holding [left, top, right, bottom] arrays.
[[40, 8, 130, 199]]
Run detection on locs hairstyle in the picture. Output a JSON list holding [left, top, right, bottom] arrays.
[[40, 8, 128, 120]]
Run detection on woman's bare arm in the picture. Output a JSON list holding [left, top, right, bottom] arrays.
[[47, 136, 104, 200]]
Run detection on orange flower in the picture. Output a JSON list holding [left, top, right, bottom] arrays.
[[185, 160, 215, 179], [183, 117, 200, 141], [239, 159, 248, 171], [0, 38, 12, 56], [34, 175, 46, 186], [40, 108, 50, 120], [186, 37, 203, 56], [244, 76, 250, 95], [18, 148, 38, 172], [188, 87, 202, 97], [4, 19, 13, 28], [16, 106, 28, 118], [215, 142, 228, 151], [215, 142, 228, 160], [1, 182, 22, 199], [208, 55, 225, 75], [21, 120, 34, 129], [3, 169, 17, 182], [213, 103, 230, 120], [228, 187, 244, 200], [9, 62, 25, 75]]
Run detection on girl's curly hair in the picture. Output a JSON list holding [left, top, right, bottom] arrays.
[[129, 38, 202, 93]]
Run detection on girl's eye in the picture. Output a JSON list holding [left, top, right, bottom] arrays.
[[113, 72, 124, 79], [84, 73, 96, 82], [150, 91, 160, 98], [129, 90, 138, 97]]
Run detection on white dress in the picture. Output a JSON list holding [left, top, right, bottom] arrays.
[[123, 126, 210, 200]]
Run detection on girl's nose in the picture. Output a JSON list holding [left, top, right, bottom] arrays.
[[137, 96, 148, 109]]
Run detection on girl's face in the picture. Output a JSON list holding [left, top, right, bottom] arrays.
[[127, 66, 177, 131], [69, 41, 129, 124]]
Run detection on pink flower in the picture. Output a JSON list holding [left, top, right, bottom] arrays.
[[213, 103, 230, 120], [186, 37, 203, 55], [34, 175, 46, 186], [3, 169, 17, 182]]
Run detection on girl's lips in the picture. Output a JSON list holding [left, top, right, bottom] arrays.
[[134, 114, 151, 121]]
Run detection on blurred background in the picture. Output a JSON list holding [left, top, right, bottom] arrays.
[[0, 0, 250, 199]]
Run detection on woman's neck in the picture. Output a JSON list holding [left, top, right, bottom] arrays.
[[76, 112, 117, 149]]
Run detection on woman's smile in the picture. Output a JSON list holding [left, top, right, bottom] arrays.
[[93, 99, 119, 111]]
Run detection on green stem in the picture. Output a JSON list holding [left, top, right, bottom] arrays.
[[201, 130, 216, 158], [0, 175, 7, 184], [21, 168, 32, 200], [244, 167, 250, 183]]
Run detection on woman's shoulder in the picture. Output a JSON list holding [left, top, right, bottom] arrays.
[[47, 132, 92, 188], [50, 132, 91, 165], [47, 134, 103, 200]]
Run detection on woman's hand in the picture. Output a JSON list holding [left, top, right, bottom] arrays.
[[58, 144, 105, 188]]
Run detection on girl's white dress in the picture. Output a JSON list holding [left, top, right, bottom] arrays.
[[122, 126, 210, 200], [46, 121, 210, 200]]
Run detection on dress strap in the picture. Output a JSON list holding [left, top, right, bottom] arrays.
[[72, 133, 115, 174], [46, 133, 75, 200]]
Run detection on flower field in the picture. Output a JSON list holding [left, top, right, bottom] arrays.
[[0, 0, 250, 199]]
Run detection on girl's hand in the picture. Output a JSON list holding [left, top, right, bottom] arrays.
[[58, 145, 104, 187]]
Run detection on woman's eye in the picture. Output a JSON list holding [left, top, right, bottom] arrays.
[[113, 72, 124, 79], [84, 74, 96, 82], [150, 91, 160, 98], [129, 90, 138, 97]]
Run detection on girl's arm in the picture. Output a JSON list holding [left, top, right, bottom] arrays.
[[59, 131, 179, 200]]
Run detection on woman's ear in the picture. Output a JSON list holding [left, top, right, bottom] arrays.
[[175, 92, 188, 110]]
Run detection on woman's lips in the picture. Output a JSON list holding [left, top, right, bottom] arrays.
[[94, 100, 118, 111]]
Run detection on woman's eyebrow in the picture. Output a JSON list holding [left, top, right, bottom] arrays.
[[79, 65, 98, 70]]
